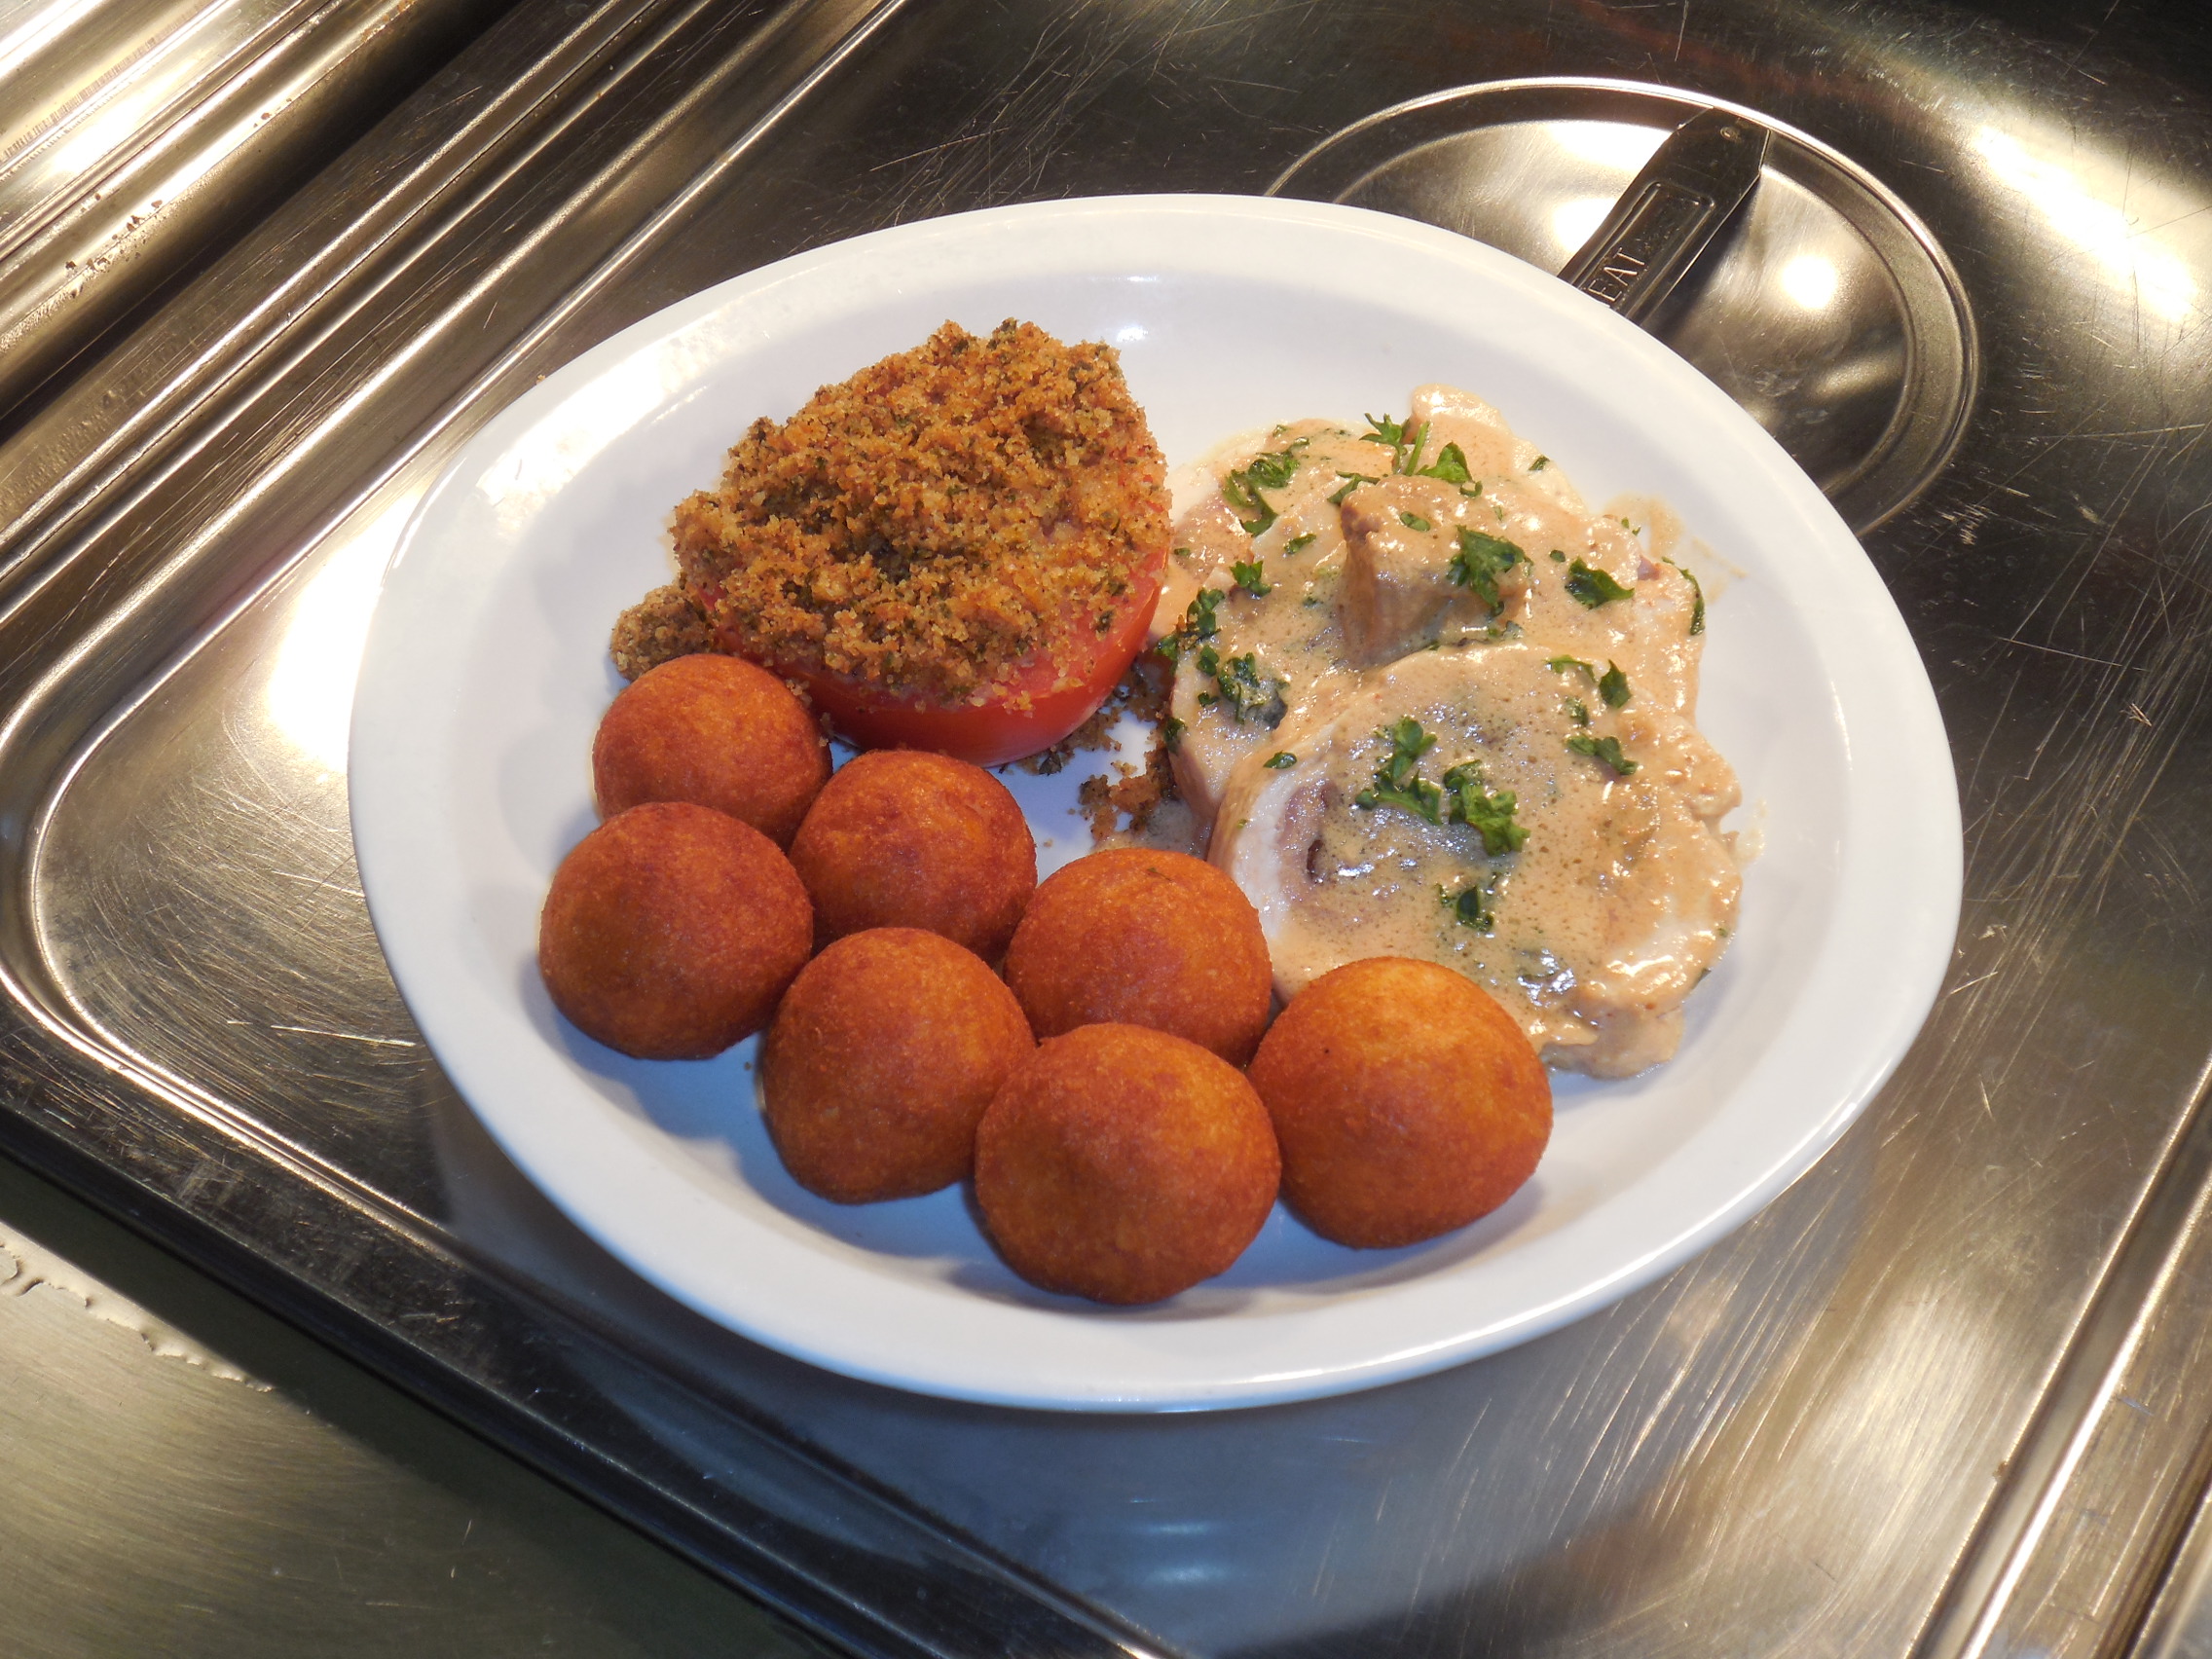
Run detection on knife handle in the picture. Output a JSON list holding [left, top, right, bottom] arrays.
[[1559, 109, 1768, 325]]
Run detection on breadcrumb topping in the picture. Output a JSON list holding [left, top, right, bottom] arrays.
[[609, 582, 715, 681], [613, 319, 1168, 701], [1078, 742, 1182, 842]]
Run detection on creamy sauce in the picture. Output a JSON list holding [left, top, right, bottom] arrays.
[[1161, 420, 1393, 825], [1170, 387, 1743, 1078]]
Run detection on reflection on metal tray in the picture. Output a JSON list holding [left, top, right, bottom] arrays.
[[1272, 79, 1978, 533], [7, 2, 2212, 1657], [0, 0, 511, 424]]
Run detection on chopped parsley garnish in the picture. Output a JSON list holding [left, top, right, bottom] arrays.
[[1670, 559, 1706, 635], [1439, 881, 1495, 932], [1263, 751, 1297, 769], [1564, 559, 1634, 608], [1187, 586, 1223, 638], [1251, 445, 1306, 486], [1221, 479, 1274, 535], [1232, 559, 1272, 597], [1345, 413, 1433, 473], [1565, 696, 1590, 726], [1196, 645, 1286, 727], [1567, 732, 1638, 774], [1530, 455, 1550, 471], [1354, 717, 1443, 822], [1155, 586, 1224, 661], [1362, 413, 1427, 472], [1161, 716, 1185, 753], [1399, 510, 1433, 533], [1414, 442, 1472, 487], [1551, 653, 1628, 708], [1441, 761, 1528, 855], [1448, 528, 1524, 610], [1353, 719, 1529, 855], [1282, 532, 1316, 557], [1172, 545, 1194, 560], [1095, 610, 1115, 633], [1362, 412, 1408, 450], [1549, 549, 1567, 563], [1222, 441, 1307, 535], [1329, 471, 1379, 505]]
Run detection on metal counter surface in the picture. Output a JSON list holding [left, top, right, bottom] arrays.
[[0, 1144, 830, 1657], [4, 1, 2212, 1655], [0, 0, 516, 429]]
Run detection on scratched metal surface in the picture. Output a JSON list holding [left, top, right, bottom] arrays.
[[0, 1149, 833, 1657], [0, 0, 514, 428], [5, 0, 2212, 1655]]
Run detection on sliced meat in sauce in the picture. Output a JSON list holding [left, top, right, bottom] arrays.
[[1159, 421, 1391, 826], [1211, 644, 1740, 1077], [1338, 475, 1525, 667], [1156, 387, 1742, 1077]]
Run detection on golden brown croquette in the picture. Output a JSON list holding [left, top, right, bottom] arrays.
[[592, 653, 829, 846], [1247, 957, 1550, 1248], [762, 929, 1034, 1203], [537, 802, 812, 1059], [1003, 847, 1272, 1065], [975, 1024, 1279, 1304], [788, 749, 1035, 957]]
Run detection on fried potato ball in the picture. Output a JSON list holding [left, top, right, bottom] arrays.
[[761, 929, 1034, 1203], [975, 1024, 1279, 1305], [538, 801, 812, 1059], [788, 749, 1035, 957], [1003, 847, 1272, 1065], [592, 652, 829, 846], [1246, 957, 1550, 1249]]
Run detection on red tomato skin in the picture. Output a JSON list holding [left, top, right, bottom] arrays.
[[700, 551, 1164, 767]]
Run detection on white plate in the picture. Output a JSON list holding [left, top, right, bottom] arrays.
[[350, 195, 1960, 1411]]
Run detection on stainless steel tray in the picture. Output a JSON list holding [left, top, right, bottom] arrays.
[[8, 2, 2212, 1654], [0, 0, 514, 424]]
